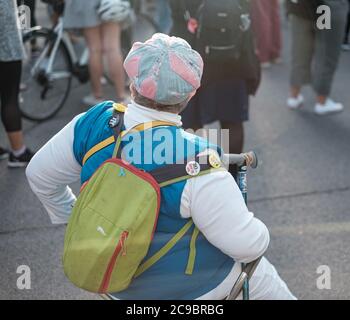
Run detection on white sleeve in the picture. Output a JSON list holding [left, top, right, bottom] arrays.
[[26, 114, 84, 225], [180, 170, 270, 263]]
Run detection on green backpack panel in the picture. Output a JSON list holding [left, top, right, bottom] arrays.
[[63, 158, 160, 293]]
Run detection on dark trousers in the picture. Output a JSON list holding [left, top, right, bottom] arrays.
[[0, 61, 22, 133]]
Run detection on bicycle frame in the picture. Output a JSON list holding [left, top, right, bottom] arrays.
[[29, 17, 87, 81]]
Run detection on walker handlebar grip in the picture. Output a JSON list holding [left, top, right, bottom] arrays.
[[222, 151, 258, 169]]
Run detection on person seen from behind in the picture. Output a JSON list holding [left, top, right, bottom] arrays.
[[26, 33, 294, 300], [170, 0, 261, 177], [286, 0, 349, 115]]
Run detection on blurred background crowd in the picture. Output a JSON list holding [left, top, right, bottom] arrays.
[[0, 0, 349, 171]]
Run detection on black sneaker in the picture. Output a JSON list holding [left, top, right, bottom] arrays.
[[8, 148, 34, 168], [0, 147, 9, 160]]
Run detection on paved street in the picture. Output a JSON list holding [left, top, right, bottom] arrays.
[[1, 4, 350, 300]]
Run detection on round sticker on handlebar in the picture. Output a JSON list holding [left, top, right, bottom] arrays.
[[186, 161, 201, 176]]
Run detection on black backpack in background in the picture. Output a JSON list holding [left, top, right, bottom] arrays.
[[194, 0, 251, 63]]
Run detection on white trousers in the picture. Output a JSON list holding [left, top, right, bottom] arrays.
[[198, 257, 296, 300], [242, 257, 296, 300]]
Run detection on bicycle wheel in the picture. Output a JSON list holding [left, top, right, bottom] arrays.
[[21, 28, 72, 122]]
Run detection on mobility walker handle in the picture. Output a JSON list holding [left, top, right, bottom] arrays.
[[223, 151, 261, 300], [222, 151, 258, 169]]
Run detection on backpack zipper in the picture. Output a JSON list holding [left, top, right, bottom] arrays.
[[99, 230, 129, 293]]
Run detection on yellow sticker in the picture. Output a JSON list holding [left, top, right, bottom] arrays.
[[209, 153, 221, 169], [113, 103, 127, 113]]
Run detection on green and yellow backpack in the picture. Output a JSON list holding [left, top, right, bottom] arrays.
[[62, 103, 225, 293]]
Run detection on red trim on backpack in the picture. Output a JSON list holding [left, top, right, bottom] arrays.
[[99, 231, 129, 293]]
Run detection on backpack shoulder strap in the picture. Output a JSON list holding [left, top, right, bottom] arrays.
[[150, 152, 226, 188], [82, 103, 125, 165], [111, 105, 126, 159]]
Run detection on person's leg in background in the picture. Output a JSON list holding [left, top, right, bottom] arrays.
[[101, 22, 126, 102], [0, 61, 33, 167], [26, 0, 37, 27], [82, 26, 104, 105], [312, 0, 348, 115], [270, 0, 282, 63], [250, 0, 273, 67], [288, 14, 315, 109]]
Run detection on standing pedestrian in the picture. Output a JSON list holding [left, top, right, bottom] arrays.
[[63, 0, 131, 106], [286, 0, 349, 115], [170, 0, 261, 177], [0, 0, 34, 167], [251, 0, 282, 68]]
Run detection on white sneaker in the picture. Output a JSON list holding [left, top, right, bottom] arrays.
[[287, 94, 304, 109], [82, 94, 104, 106], [314, 99, 344, 115]]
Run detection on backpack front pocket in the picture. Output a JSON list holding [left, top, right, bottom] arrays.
[[63, 207, 130, 293]]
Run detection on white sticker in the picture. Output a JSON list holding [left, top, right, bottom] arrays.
[[186, 161, 201, 176]]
